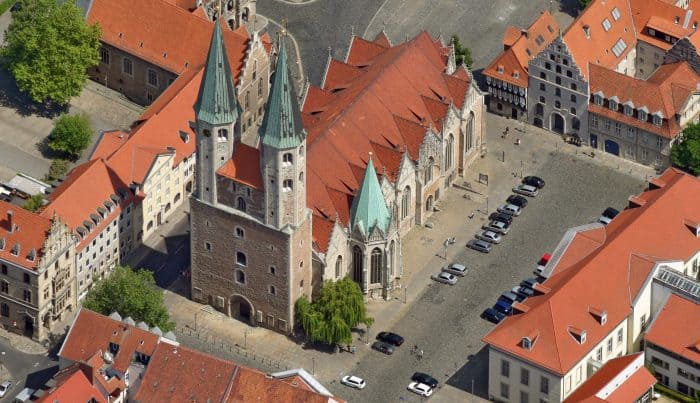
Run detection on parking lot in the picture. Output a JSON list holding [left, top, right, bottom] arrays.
[[329, 114, 649, 402]]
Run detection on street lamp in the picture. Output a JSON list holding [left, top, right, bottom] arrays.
[[404, 285, 407, 304], [244, 328, 249, 349], [312, 356, 316, 375]]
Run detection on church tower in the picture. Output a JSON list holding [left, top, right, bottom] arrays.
[[194, 23, 240, 204], [259, 38, 307, 229]]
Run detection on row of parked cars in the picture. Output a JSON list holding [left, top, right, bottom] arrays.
[[466, 176, 545, 254], [481, 276, 546, 324]]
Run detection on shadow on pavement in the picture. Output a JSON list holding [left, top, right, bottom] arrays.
[[559, 0, 581, 18], [446, 345, 490, 400], [0, 66, 65, 118], [24, 364, 59, 390], [132, 232, 191, 297]]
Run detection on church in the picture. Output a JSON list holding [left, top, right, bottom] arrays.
[[190, 25, 485, 334]]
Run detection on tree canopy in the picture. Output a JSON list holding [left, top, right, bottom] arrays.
[[579, 0, 592, 9], [671, 123, 700, 175], [2, 0, 101, 105], [451, 34, 473, 68], [49, 114, 93, 158], [22, 194, 44, 212], [295, 277, 373, 346], [84, 266, 175, 332]]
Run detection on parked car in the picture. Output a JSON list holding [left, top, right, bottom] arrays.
[[520, 277, 542, 289], [407, 382, 433, 397], [489, 211, 513, 225], [523, 175, 545, 188], [510, 287, 529, 302], [497, 203, 522, 216], [512, 184, 539, 197], [506, 194, 529, 208], [476, 230, 502, 244], [493, 300, 513, 315], [0, 381, 12, 398], [340, 375, 366, 390], [499, 291, 520, 304], [376, 331, 404, 346], [412, 372, 439, 388], [598, 207, 620, 225], [432, 271, 458, 285], [483, 220, 510, 235], [13, 388, 35, 403], [534, 253, 551, 276], [481, 307, 506, 324], [371, 341, 395, 355], [467, 239, 492, 253], [443, 263, 467, 276], [516, 285, 535, 297]]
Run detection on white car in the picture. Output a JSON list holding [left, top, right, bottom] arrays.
[[497, 203, 522, 216], [476, 230, 502, 244], [443, 263, 467, 276], [407, 382, 433, 397], [340, 375, 366, 390], [513, 184, 539, 197], [483, 220, 510, 235], [0, 381, 12, 397], [431, 271, 458, 285]]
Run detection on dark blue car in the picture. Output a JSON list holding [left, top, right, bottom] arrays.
[[493, 300, 513, 316], [481, 308, 505, 324]]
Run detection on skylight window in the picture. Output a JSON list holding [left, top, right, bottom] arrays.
[[612, 38, 627, 57], [611, 7, 621, 21], [602, 19, 612, 32]]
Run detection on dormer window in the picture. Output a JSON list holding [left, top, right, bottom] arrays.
[[601, 312, 607, 325], [652, 114, 662, 126], [522, 337, 533, 350], [675, 16, 680, 25], [595, 95, 604, 106], [109, 342, 119, 354], [638, 110, 648, 121], [609, 99, 617, 111], [496, 65, 504, 74], [624, 105, 633, 116], [10, 243, 19, 256], [512, 71, 520, 79], [568, 326, 587, 344], [583, 25, 591, 38], [282, 153, 293, 166]]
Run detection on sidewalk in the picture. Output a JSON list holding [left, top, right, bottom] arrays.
[[163, 113, 656, 385]]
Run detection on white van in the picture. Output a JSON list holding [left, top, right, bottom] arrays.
[[13, 387, 35, 403]]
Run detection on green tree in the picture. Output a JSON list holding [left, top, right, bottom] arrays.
[[295, 277, 373, 348], [46, 159, 70, 181], [84, 266, 175, 332], [579, 0, 592, 9], [22, 194, 44, 212], [671, 123, 700, 174], [451, 34, 473, 68], [2, 0, 101, 105], [49, 114, 93, 158]]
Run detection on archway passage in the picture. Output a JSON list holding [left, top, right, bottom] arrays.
[[551, 113, 565, 134], [426, 195, 434, 211], [604, 139, 620, 156], [24, 316, 34, 338], [230, 295, 252, 323]]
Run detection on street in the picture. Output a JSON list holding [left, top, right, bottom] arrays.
[[0, 339, 56, 403]]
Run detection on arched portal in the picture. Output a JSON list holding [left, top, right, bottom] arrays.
[[230, 294, 254, 324]]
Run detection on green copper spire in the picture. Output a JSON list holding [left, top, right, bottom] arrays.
[[195, 23, 240, 125], [350, 156, 391, 234], [260, 38, 306, 149]]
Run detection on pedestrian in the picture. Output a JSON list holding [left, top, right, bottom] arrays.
[[418, 349, 424, 359]]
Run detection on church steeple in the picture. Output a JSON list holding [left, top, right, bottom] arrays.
[[259, 38, 306, 148], [195, 23, 240, 126], [350, 155, 391, 235]]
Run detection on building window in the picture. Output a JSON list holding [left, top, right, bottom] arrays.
[[352, 246, 363, 284], [147, 69, 158, 87], [245, 91, 250, 109], [501, 359, 510, 377], [555, 100, 561, 109], [23, 273, 30, 284], [0, 264, 5, 274], [556, 65, 561, 74], [0, 303, 7, 317], [335, 256, 343, 278], [122, 58, 133, 76], [500, 382, 509, 399], [23, 289, 31, 303], [283, 179, 293, 191], [424, 157, 434, 183], [570, 107, 577, 115], [100, 48, 110, 65], [555, 88, 561, 97], [614, 122, 622, 135], [540, 376, 549, 394], [269, 266, 276, 275], [539, 83, 546, 91], [370, 248, 382, 284], [604, 119, 611, 131], [596, 347, 602, 361], [570, 94, 577, 103], [283, 153, 293, 165], [640, 314, 647, 329], [401, 186, 411, 219], [520, 368, 529, 386], [571, 83, 577, 91], [617, 328, 623, 344], [235, 227, 245, 238], [268, 285, 276, 295], [0, 281, 7, 293], [205, 242, 211, 252], [236, 252, 247, 267], [555, 76, 561, 85], [520, 391, 528, 403], [235, 270, 246, 285], [566, 69, 573, 78], [656, 137, 664, 149], [591, 115, 598, 128], [258, 78, 263, 97], [607, 337, 613, 353], [445, 134, 454, 169], [237, 197, 247, 212], [539, 72, 546, 79]]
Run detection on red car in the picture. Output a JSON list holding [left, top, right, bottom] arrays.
[[534, 253, 551, 276]]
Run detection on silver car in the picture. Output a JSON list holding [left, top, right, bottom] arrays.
[[467, 239, 492, 253], [498, 203, 522, 216], [513, 184, 539, 197], [483, 220, 510, 235], [432, 271, 458, 285], [476, 230, 502, 244], [443, 263, 467, 276]]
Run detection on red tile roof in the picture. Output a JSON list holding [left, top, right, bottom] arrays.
[[217, 143, 263, 189], [484, 168, 700, 375], [90, 130, 130, 161], [0, 201, 52, 270], [59, 309, 160, 374], [589, 62, 699, 139], [302, 32, 472, 252], [226, 367, 335, 403], [645, 293, 700, 364], [87, 0, 250, 82], [563, 0, 637, 79], [484, 12, 560, 88], [563, 353, 655, 402], [35, 365, 106, 403], [630, 0, 697, 51]]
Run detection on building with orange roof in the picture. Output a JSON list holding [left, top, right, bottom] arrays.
[[483, 168, 700, 402], [483, 11, 559, 119], [644, 293, 700, 397], [56, 308, 342, 402], [82, 0, 271, 142], [0, 201, 76, 341]]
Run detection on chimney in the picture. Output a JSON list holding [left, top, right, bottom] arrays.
[[7, 210, 13, 233], [521, 29, 528, 39]]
